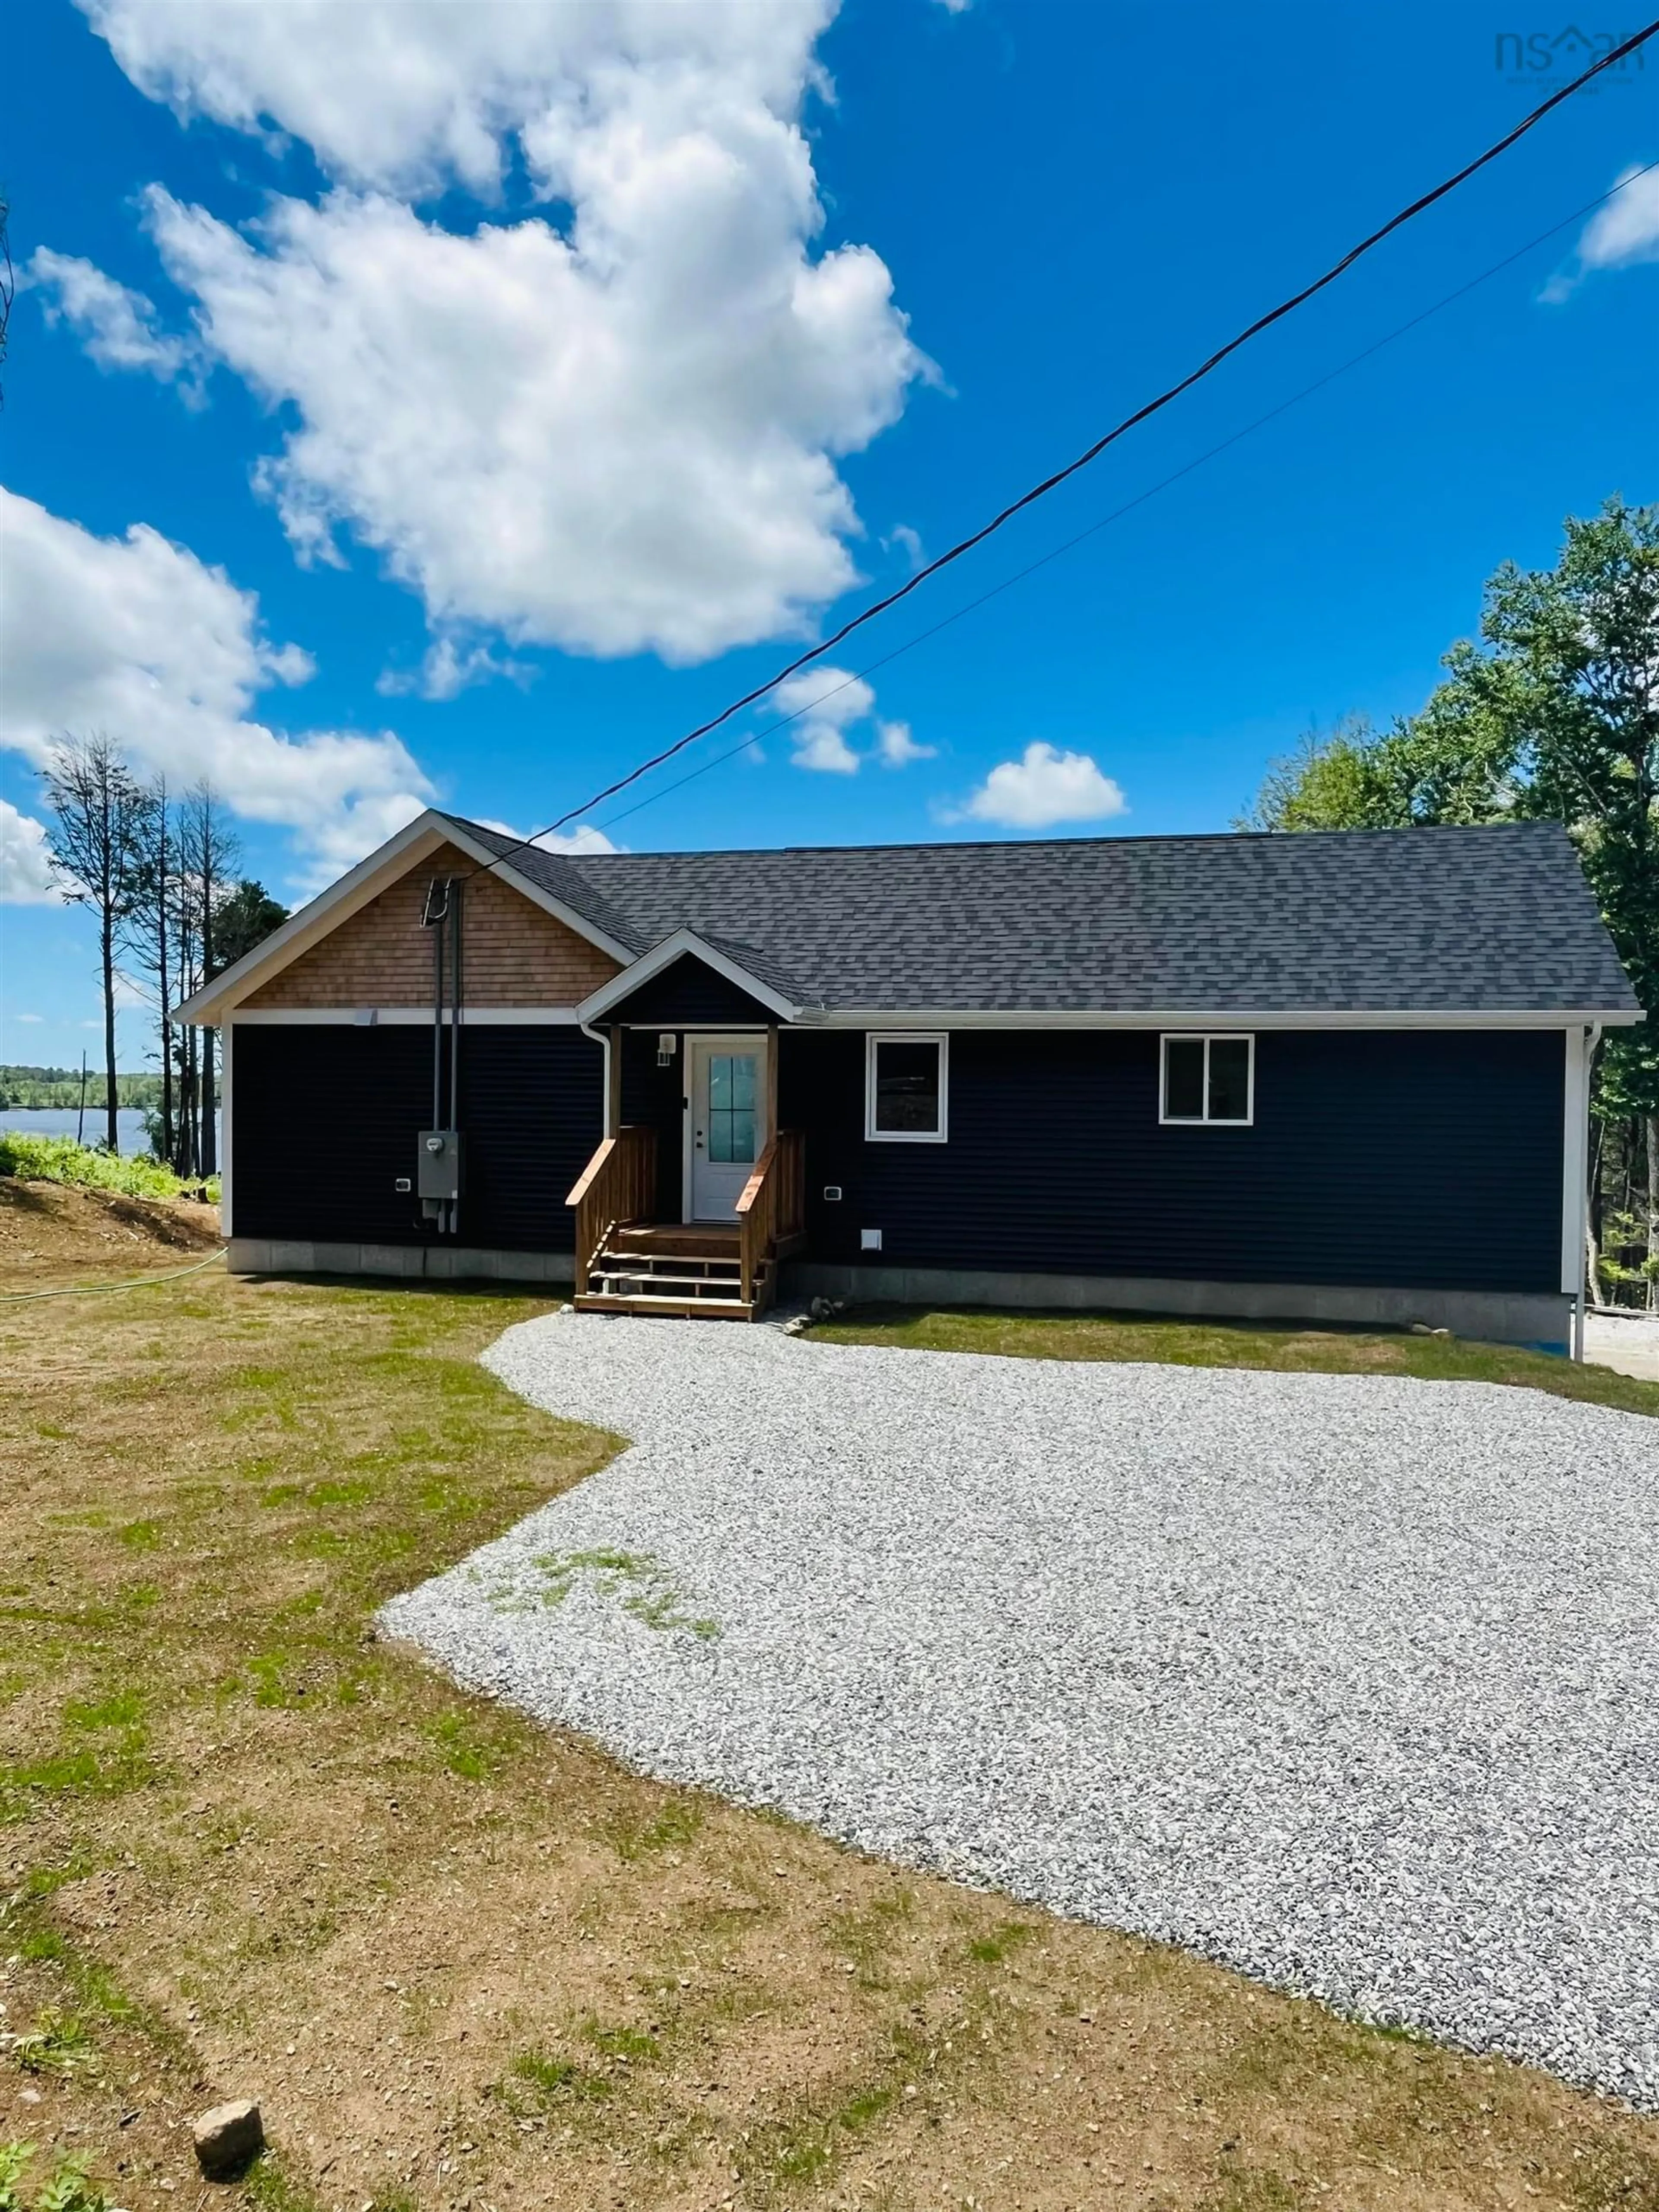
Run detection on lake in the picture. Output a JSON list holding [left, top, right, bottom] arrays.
[[1, 1107, 220, 1154]]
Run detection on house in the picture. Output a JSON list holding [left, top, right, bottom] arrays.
[[180, 810, 1640, 1351]]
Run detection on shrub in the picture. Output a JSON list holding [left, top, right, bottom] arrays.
[[0, 1135, 219, 1206]]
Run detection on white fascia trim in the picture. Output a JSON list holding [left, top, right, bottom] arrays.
[[226, 1006, 585, 1026], [575, 926, 801, 1025], [179, 810, 633, 1025], [804, 1006, 1644, 1032]]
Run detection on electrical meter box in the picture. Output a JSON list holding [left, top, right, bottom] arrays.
[[417, 1129, 462, 1202]]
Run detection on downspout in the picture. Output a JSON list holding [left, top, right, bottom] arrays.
[[448, 880, 464, 1237], [428, 882, 446, 1135], [420, 875, 452, 1235], [581, 1022, 613, 1137], [1575, 1022, 1602, 1362]]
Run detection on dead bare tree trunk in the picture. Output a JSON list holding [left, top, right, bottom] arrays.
[[43, 735, 149, 1153], [180, 785, 238, 1179]]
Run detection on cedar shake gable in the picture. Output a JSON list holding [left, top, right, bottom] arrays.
[[242, 840, 622, 1010]]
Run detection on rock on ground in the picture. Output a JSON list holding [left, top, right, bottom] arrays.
[[192, 2097, 264, 2177]]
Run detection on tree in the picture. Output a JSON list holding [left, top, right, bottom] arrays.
[[1236, 716, 1392, 831], [43, 736, 151, 1152], [1239, 706, 1520, 832], [209, 879, 289, 974], [125, 776, 177, 1167], [1239, 496, 1659, 1305], [175, 786, 240, 1178]]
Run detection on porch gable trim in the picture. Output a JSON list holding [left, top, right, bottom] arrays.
[[575, 927, 801, 1026]]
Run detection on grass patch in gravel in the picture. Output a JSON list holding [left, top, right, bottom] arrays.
[[477, 1544, 721, 1639], [5, 1257, 1659, 2210], [812, 1303, 1659, 1414]]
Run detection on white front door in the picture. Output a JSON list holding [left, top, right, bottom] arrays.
[[687, 1037, 766, 1220]]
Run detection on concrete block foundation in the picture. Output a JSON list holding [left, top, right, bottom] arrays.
[[227, 1237, 575, 1287]]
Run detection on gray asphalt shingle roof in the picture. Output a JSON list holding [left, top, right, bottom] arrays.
[[455, 818, 1637, 1017]]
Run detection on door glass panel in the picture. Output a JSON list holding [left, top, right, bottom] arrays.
[[706, 1054, 758, 1164]]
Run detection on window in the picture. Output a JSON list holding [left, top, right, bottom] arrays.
[[706, 1051, 757, 1163], [866, 1033, 948, 1142], [1160, 1033, 1254, 1125]]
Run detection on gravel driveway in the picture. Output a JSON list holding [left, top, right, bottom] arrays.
[[381, 1312, 1659, 2108]]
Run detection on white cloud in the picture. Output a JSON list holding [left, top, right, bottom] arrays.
[[81, 0, 834, 199], [875, 718, 935, 768], [771, 664, 870, 774], [112, 969, 154, 1012], [25, 247, 203, 396], [792, 722, 861, 774], [768, 664, 932, 776], [377, 635, 534, 703], [953, 743, 1128, 830], [0, 801, 63, 905], [884, 522, 925, 570], [0, 486, 433, 890], [477, 818, 619, 857], [1540, 164, 1659, 302], [15, 1012, 45, 1024], [78, 3, 930, 665]]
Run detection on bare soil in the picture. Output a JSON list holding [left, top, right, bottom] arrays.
[[0, 1180, 221, 1287], [3, 1232, 1657, 2212]]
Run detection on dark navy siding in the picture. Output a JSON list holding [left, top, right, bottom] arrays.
[[231, 1023, 601, 1251], [457, 1028, 604, 1249], [602, 954, 779, 1027], [233, 1021, 1565, 1292], [778, 1028, 1564, 1293], [620, 1028, 685, 1222]]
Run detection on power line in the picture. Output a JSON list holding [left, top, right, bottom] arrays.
[[593, 158, 1659, 835], [467, 19, 1659, 877]]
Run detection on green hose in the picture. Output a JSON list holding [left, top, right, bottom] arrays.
[[0, 1246, 228, 1305]]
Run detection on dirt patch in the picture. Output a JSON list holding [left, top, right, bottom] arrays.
[[2, 1233, 1657, 2212], [0, 1179, 221, 1286]]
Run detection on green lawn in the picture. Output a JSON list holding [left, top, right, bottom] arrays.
[[810, 1304, 1659, 1416]]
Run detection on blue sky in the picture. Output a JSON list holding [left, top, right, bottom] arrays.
[[3, 0, 1656, 1072]]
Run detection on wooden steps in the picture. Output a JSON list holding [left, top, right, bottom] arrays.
[[575, 1292, 758, 1321], [567, 1128, 804, 1323], [575, 1222, 769, 1320], [608, 1224, 740, 1257]]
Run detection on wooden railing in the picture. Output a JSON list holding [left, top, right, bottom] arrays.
[[735, 1127, 806, 1311], [567, 1125, 657, 1289]]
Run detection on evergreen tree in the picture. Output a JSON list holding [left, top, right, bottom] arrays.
[[1239, 497, 1659, 1304]]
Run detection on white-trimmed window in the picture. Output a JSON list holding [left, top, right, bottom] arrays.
[[865, 1032, 948, 1142], [1160, 1033, 1254, 1126]]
